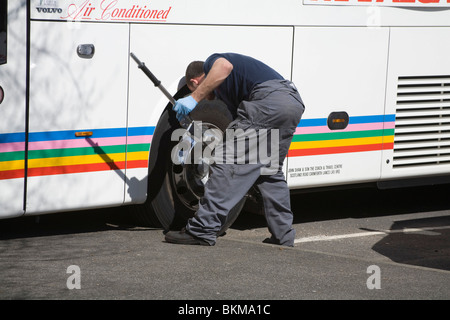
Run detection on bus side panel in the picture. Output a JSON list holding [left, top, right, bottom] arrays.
[[288, 27, 390, 189], [25, 21, 130, 215], [127, 24, 294, 203], [381, 27, 450, 181], [0, 2, 27, 218]]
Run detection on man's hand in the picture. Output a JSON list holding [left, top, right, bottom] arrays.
[[174, 96, 198, 121]]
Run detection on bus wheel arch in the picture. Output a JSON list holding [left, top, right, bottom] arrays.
[[139, 86, 246, 234]]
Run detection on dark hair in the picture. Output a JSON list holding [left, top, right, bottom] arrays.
[[185, 61, 205, 81]]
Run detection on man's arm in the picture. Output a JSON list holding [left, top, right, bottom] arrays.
[[191, 57, 233, 102]]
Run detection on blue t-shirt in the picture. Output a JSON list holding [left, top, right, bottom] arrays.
[[203, 53, 284, 115]]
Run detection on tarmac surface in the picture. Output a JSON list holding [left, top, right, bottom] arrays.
[[0, 184, 449, 306]]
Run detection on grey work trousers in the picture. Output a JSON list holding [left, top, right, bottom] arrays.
[[186, 79, 305, 246]]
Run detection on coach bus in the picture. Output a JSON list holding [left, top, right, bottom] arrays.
[[1, 0, 449, 231]]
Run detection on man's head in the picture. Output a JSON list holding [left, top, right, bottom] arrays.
[[185, 61, 205, 92]]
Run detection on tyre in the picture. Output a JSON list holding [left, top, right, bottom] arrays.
[[145, 87, 247, 234]]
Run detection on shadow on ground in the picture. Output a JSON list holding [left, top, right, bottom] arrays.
[[1, 184, 449, 243]]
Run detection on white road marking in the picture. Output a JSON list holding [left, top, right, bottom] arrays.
[[295, 231, 385, 244], [294, 226, 450, 244]]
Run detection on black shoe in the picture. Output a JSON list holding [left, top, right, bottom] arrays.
[[164, 228, 211, 246], [263, 237, 294, 247], [263, 237, 280, 245]]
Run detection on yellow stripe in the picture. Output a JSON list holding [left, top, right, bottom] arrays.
[[127, 151, 149, 161], [28, 153, 127, 168], [0, 151, 150, 171], [0, 160, 25, 171], [290, 136, 394, 150], [27, 151, 150, 169]]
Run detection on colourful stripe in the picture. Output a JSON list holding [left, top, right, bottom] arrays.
[[295, 122, 395, 135], [0, 132, 25, 180], [0, 127, 154, 180], [27, 135, 152, 151], [27, 126, 154, 142], [0, 132, 26, 143], [288, 114, 395, 157], [1, 114, 396, 179]]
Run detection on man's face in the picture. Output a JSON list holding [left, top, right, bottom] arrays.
[[187, 74, 205, 92]]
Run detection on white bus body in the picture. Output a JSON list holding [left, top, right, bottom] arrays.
[[1, 0, 450, 220]]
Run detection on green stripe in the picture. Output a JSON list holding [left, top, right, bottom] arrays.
[[0, 151, 25, 162], [292, 129, 395, 142], [28, 145, 127, 159], [1, 143, 151, 161], [127, 143, 151, 153]]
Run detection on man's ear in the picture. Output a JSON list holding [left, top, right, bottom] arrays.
[[192, 74, 205, 87], [191, 76, 203, 87], [186, 78, 196, 92]]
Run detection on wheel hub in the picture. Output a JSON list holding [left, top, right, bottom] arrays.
[[171, 121, 222, 210]]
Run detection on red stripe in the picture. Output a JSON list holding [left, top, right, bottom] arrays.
[[288, 143, 393, 157], [0, 169, 25, 180], [0, 160, 150, 180], [28, 162, 128, 177], [126, 160, 148, 169]]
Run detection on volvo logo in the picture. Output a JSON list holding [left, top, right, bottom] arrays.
[[36, 7, 63, 14]]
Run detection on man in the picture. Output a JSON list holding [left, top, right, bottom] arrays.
[[165, 53, 305, 247]]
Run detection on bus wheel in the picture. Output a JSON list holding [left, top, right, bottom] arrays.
[[149, 89, 246, 234]]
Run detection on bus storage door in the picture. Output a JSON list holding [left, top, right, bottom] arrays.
[[0, 1, 27, 218], [26, 20, 130, 214]]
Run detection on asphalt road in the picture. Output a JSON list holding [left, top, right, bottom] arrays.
[[0, 184, 449, 305]]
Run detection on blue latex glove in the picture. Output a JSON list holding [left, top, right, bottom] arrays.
[[174, 96, 198, 121]]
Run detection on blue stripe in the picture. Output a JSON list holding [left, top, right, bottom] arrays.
[[299, 118, 327, 127], [27, 127, 155, 142], [0, 132, 26, 143], [298, 114, 396, 127], [128, 126, 155, 136], [349, 115, 382, 124], [1, 126, 155, 145], [28, 128, 127, 142], [1, 126, 156, 144]]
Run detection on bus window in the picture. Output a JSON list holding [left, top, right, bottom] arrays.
[[0, 0, 6, 65]]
